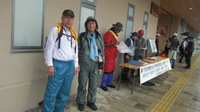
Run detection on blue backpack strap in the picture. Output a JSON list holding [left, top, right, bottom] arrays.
[[55, 26, 63, 49]]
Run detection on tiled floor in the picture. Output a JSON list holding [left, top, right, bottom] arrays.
[[27, 51, 200, 112]]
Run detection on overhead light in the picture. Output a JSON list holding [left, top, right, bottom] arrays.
[[189, 8, 192, 10]]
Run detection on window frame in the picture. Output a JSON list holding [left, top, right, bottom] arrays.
[[125, 3, 135, 39], [11, 0, 45, 53], [79, 0, 96, 33], [82, 0, 96, 7], [142, 11, 149, 39]]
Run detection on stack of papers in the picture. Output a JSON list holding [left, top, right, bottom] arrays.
[[142, 57, 156, 63], [116, 41, 132, 53]]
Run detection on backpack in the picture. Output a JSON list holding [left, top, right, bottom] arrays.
[[44, 24, 77, 53]]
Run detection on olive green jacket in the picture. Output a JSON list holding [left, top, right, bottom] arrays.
[[78, 31, 104, 64]]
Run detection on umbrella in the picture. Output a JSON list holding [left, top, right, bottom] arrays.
[[181, 32, 195, 38]]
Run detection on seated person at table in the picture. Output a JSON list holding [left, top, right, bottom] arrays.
[[121, 32, 139, 83]]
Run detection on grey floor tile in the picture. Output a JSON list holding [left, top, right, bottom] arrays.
[[26, 52, 200, 112]]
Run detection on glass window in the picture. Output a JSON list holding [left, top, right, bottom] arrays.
[[144, 13, 148, 22], [128, 7, 134, 17], [143, 24, 147, 39], [125, 4, 135, 39], [87, 0, 95, 3], [142, 12, 149, 38], [125, 20, 133, 39], [12, 0, 44, 53], [79, 6, 95, 33], [79, 0, 96, 33]]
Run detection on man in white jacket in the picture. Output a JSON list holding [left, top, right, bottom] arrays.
[[42, 9, 79, 112]]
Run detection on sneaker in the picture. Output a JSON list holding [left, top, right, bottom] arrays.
[[87, 101, 98, 111], [100, 86, 108, 91], [78, 103, 85, 111], [107, 85, 116, 88]]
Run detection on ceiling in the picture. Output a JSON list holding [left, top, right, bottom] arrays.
[[160, 0, 200, 33]]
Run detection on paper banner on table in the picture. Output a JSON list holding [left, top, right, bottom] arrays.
[[139, 58, 172, 84]]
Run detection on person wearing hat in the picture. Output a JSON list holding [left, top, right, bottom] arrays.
[[164, 39, 170, 57], [42, 9, 79, 112], [168, 33, 179, 68], [134, 30, 147, 60], [179, 38, 187, 63], [184, 36, 194, 69], [100, 22, 123, 91], [121, 32, 139, 83], [155, 33, 162, 56], [77, 16, 104, 111]]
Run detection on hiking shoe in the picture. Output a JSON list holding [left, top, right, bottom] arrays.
[[101, 86, 108, 91], [107, 85, 116, 88], [87, 101, 98, 111], [78, 103, 85, 111]]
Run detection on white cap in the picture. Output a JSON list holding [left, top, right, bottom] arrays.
[[173, 33, 178, 37], [156, 33, 161, 36]]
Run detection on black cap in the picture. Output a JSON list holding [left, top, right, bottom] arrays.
[[131, 32, 140, 37], [62, 9, 75, 17]]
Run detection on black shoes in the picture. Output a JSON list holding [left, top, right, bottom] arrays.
[[101, 85, 116, 91], [107, 85, 116, 88], [87, 101, 98, 111], [78, 103, 85, 111], [183, 66, 191, 69], [101, 86, 108, 91]]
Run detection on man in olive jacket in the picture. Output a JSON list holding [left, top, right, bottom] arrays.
[[77, 16, 104, 111]]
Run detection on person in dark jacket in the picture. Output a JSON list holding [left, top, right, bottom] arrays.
[[121, 32, 139, 83], [168, 33, 179, 68], [164, 40, 170, 57], [134, 30, 147, 60], [179, 38, 187, 63], [155, 33, 161, 56], [184, 36, 194, 69], [77, 16, 104, 111]]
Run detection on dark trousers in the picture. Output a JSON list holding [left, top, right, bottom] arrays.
[[185, 52, 193, 67], [179, 52, 185, 62], [121, 55, 143, 80], [121, 55, 132, 80]]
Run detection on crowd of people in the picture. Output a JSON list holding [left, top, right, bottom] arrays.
[[42, 9, 195, 112], [162, 33, 194, 69], [43, 9, 126, 112]]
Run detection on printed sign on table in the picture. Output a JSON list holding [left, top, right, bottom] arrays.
[[139, 58, 171, 84]]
